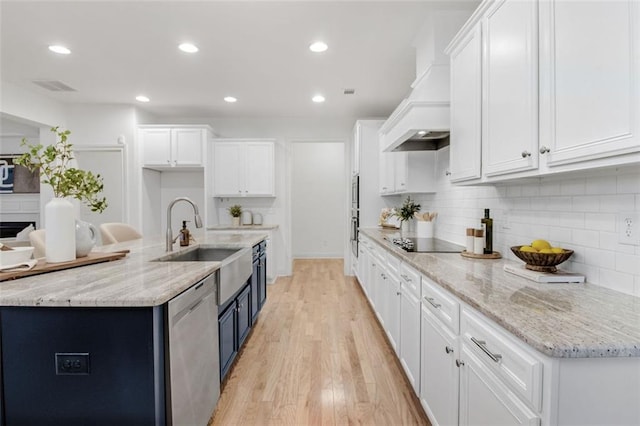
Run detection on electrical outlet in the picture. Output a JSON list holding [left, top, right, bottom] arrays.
[[55, 353, 90, 375], [618, 212, 640, 246]]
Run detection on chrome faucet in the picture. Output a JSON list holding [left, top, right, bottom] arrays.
[[166, 197, 203, 251]]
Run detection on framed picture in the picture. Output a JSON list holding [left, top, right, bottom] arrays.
[[0, 155, 40, 194]]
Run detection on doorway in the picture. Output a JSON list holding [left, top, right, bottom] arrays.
[[291, 141, 345, 258]]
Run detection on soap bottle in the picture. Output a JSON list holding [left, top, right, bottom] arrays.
[[481, 209, 493, 254], [180, 221, 191, 247]]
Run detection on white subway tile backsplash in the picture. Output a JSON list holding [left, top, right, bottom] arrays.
[[599, 194, 635, 213], [560, 178, 586, 196], [545, 196, 572, 212], [557, 211, 585, 228], [584, 213, 617, 233], [507, 186, 523, 197], [599, 269, 635, 296], [572, 195, 600, 212], [584, 248, 616, 270], [539, 181, 561, 196], [586, 175, 617, 195], [521, 184, 541, 197], [571, 229, 600, 248], [616, 173, 640, 193], [616, 252, 640, 275], [547, 227, 572, 245]]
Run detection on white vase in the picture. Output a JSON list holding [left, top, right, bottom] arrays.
[[45, 197, 76, 263]]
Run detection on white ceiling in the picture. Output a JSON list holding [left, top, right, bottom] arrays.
[[0, 1, 472, 120]]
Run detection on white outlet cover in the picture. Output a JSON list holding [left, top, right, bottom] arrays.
[[618, 212, 640, 246]]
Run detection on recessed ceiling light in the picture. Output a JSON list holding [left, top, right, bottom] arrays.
[[48, 45, 71, 55], [224, 96, 237, 103], [417, 130, 427, 136], [136, 95, 150, 102], [309, 41, 328, 53], [312, 94, 325, 103], [178, 43, 199, 53]]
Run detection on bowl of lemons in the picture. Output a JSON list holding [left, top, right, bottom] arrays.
[[511, 240, 573, 273]]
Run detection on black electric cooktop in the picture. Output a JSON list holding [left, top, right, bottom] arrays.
[[387, 236, 464, 253]]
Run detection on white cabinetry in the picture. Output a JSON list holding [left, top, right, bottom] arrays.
[[140, 126, 209, 169], [399, 263, 421, 394], [446, 0, 640, 184], [212, 140, 275, 197], [539, 0, 640, 167], [482, 0, 538, 177], [353, 120, 386, 228], [379, 142, 437, 195], [449, 24, 482, 182]]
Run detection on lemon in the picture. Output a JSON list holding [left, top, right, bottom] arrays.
[[520, 245, 538, 252], [531, 239, 551, 251], [551, 247, 564, 253], [539, 248, 554, 254]]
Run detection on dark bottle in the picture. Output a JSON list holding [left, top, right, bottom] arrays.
[[481, 209, 493, 254]]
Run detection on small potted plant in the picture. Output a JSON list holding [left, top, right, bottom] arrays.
[[15, 127, 107, 263], [227, 204, 242, 227], [396, 196, 421, 234]]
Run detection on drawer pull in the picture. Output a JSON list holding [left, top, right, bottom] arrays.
[[400, 274, 412, 282], [396, 291, 401, 296], [456, 359, 464, 367], [445, 346, 454, 354], [424, 297, 441, 309], [471, 337, 502, 363]]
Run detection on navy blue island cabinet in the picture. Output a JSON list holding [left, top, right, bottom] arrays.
[[0, 305, 166, 426]]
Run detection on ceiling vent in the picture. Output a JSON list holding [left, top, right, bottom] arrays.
[[32, 80, 77, 92], [343, 88, 355, 95]]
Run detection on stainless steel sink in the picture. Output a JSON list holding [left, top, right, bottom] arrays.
[[154, 247, 252, 305]]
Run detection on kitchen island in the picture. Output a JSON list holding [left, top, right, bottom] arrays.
[[359, 227, 640, 426], [0, 231, 267, 426]]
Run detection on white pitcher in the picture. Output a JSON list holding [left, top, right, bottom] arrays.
[[75, 220, 99, 257]]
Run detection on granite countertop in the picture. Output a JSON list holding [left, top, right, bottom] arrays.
[[360, 228, 640, 359], [0, 231, 267, 308], [207, 224, 279, 230]]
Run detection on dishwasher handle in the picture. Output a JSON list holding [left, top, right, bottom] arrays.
[[169, 274, 217, 325]]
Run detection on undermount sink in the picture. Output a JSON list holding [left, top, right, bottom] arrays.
[[154, 246, 253, 305], [157, 248, 241, 262]]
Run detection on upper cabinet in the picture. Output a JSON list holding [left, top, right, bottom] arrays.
[[140, 126, 211, 169], [447, 0, 640, 184], [212, 140, 275, 197]]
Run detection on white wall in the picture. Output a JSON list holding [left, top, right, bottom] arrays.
[[291, 141, 345, 258], [408, 147, 640, 297], [0, 81, 66, 128]]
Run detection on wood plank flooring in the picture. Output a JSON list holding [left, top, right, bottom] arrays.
[[210, 259, 430, 426]]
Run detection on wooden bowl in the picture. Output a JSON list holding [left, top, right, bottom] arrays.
[[510, 246, 574, 273]]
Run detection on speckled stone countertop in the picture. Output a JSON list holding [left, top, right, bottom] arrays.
[[0, 232, 267, 308], [360, 228, 640, 359], [207, 224, 279, 230]]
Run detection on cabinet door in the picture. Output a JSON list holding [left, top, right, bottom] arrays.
[[539, 0, 640, 166], [421, 305, 459, 426], [172, 128, 203, 166], [459, 344, 540, 426], [367, 252, 378, 310], [376, 263, 389, 326], [141, 128, 172, 166], [399, 287, 421, 394], [245, 142, 274, 196], [218, 304, 237, 380], [449, 24, 482, 182], [379, 148, 394, 195], [482, 0, 538, 177], [236, 286, 251, 348], [394, 152, 408, 192], [356, 244, 369, 296], [213, 143, 243, 196], [251, 259, 259, 324], [387, 274, 401, 355]]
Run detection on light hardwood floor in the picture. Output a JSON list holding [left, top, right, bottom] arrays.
[[210, 258, 430, 426]]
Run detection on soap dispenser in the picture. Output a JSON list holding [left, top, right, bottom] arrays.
[[179, 221, 191, 247]]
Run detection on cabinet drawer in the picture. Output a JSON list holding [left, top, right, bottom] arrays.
[[421, 275, 460, 334], [399, 262, 420, 299], [385, 252, 401, 278], [461, 307, 543, 411]]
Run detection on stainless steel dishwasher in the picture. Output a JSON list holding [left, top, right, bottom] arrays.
[[167, 273, 220, 425]]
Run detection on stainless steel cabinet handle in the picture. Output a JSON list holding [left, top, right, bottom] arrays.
[[445, 346, 454, 354], [539, 146, 550, 154], [381, 273, 387, 280], [471, 337, 502, 362], [424, 297, 441, 309], [445, 170, 451, 176], [456, 359, 465, 367], [521, 151, 531, 158], [396, 291, 401, 296], [400, 274, 411, 282]]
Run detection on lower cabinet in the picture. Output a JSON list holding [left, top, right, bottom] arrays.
[[218, 302, 238, 381]]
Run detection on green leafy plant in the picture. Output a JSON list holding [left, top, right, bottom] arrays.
[[227, 204, 242, 218], [396, 196, 421, 222], [14, 127, 107, 213]]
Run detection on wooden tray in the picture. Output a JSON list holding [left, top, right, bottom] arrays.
[[0, 250, 129, 282], [460, 250, 502, 259]]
